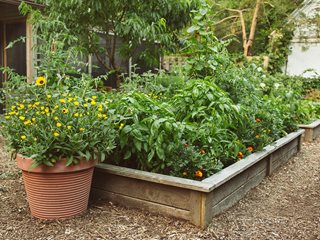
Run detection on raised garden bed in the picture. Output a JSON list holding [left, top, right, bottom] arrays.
[[91, 129, 304, 229], [299, 120, 320, 142]]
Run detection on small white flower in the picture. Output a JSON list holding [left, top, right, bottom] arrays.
[[274, 83, 280, 89], [260, 83, 266, 88]]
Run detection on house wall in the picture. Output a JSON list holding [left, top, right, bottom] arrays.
[[286, 41, 320, 77], [285, 1, 320, 77]]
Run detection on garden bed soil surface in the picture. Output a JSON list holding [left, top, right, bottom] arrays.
[[0, 138, 319, 239]]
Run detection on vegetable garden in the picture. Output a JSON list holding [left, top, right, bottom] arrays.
[[0, 0, 319, 232]]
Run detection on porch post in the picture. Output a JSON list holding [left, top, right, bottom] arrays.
[[26, 14, 33, 83]]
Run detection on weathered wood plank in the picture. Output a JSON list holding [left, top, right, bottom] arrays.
[[91, 188, 191, 221], [189, 191, 204, 227], [92, 169, 191, 210], [209, 170, 266, 218], [271, 138, 298, 162], [313, 124, 320, 140], [271, 146, 298, 172], [95, 164, 212, 192], [205, 158, 267, 210]]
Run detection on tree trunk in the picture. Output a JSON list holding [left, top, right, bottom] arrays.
[[244, 0, 261, 57]]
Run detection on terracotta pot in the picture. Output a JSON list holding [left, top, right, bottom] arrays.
[[16, 154, 96, 220]]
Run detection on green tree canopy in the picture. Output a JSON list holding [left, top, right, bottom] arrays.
[[34, 0, 198, 85]]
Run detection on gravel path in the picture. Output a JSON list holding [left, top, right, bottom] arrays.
[[0, 139, 319, 240]]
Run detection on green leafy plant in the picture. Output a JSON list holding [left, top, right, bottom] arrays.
[[0, 75, 116, 167]]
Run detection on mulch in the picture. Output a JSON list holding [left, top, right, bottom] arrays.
[[0, 139, 319, 240]]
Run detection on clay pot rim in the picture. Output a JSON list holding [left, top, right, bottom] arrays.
[[16, 153, 97, 174]]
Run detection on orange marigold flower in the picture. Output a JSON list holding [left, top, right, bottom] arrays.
[[256, 118, 262, 123], [247, 146, 254, 152], [256, 135, 260, 138], [200, 149, 206, 155], [195, 170, 203, 178], [237, 152, 244, 160]]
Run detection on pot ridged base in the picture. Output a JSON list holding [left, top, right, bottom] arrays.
[[22, 168, 94, 220], [16, 154, 96, 220]]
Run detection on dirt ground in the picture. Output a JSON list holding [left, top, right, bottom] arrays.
[[0, 139, 319, 240]]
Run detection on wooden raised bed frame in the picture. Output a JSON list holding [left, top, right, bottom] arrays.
[[91, 130, 304, 229], [299, 120, 320, 142]]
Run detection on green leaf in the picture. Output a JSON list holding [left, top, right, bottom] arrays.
[[66, 156, 74, 166], [148, 150, 155, 162], [187, 25, 199, 33], [124, 151, 132, 160], [133, 139, 142, 151]]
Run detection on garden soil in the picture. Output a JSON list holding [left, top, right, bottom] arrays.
[[0, 138, 319, 240]]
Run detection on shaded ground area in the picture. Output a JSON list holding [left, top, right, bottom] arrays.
[[0, 139, 319, 240]]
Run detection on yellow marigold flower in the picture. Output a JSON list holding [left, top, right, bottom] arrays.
[[5, 116, 10, 119], [47, 95, 52, 99], [59, 99, 66, 103], [19, 116, 26, 121], [40, 106, 45, 110], [24, 120, 31, 125], [32, 118, 36, 122], [53, 132, 59, 137], [54, 105, 59, 109], [51, 110, 55, 113], [91, 100, 97, 105], [35, 102, 40, 106], [54, 116, 59, 120], [99, 104, 103, 108], [74, 113, 79, 117], [98, 113, 102, 118], [35, 76, 46, 86], [62, 108, 68, 114], [36, 111, 40, 115], [80, 114, 83, 117], [45, 108, 49, 113], [74, 101, 80, 106], [83, 104, 88, 107], [98, 108, 103, 112], [68, 98, 73, 102], [92, 96, 97, 100], [119, 123, 125, 130], [21, 135, 27, 140], [28, 104, 32, 108], [56, 122, 62, 127], [46, 113, 50, 117], [79, 128, 84, 132], [19, 104, 25, 109], [103, 114, 108, 119], [9, 111, 15, 115], [67, 126, 72, 130], [11, 106, 16, 110]]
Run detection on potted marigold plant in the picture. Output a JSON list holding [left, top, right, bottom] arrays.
[[0, 72, 116, 220]]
